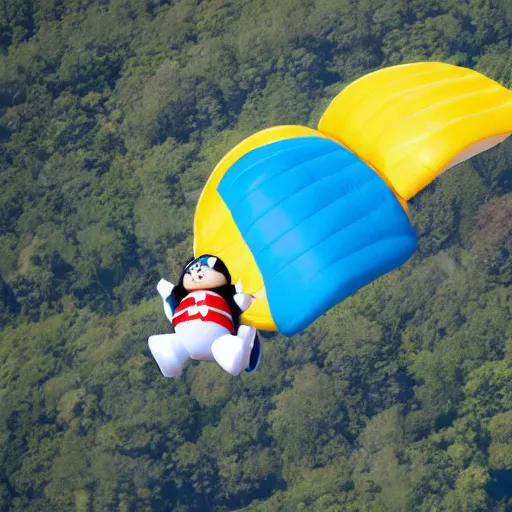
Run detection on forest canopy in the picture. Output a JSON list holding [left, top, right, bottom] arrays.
[[0, 0, 511, 510]]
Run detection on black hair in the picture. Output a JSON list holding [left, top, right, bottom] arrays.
[[169, 254, 242, 331]]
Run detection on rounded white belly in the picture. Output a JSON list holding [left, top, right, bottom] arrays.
[[175, 319, 231, 361]]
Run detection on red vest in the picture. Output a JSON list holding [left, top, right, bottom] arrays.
[[172, 290, 234, 333]]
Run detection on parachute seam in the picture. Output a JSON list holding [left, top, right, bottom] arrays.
[[229, 143, 342, 204], [383, 85, 506, 164], [339, 62, 453, 97], [242, 158, 367, 248], [367, 83, 499, 162], [333, 67, 461, 136], [211, 138, 324, 258], [214, 140, 343, 258], [256, 175, 384, 272], [267, 192, 396, 285], [234, 146, 349, 229], [384, 102, 512, 183], [220, 137, 321, 191], [353, 73, 478, 140]]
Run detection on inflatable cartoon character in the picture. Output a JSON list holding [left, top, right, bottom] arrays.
[[148, 255, 261, 377]]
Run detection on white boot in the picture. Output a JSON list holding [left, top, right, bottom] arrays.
[[211, 325, 257, 376], [148, 334, 189, 377]]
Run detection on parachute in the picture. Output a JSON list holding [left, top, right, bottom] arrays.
[[193, 62, 512, 336]]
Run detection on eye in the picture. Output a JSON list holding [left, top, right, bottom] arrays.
[[187, 262, 200, 273]]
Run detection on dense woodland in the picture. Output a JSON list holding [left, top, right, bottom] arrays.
[[0, 0, 511, 510]]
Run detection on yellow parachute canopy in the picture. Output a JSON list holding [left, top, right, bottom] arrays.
[[319, 61, 512, 201]]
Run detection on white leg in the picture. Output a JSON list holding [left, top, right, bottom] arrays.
[[211, 325, 257, 376], [148, 334, 189, 377], [175, 320, 230, 361]]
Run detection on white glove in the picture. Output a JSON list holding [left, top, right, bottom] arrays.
[[234, 292, 253, 312], [157, 278, 174, 299]]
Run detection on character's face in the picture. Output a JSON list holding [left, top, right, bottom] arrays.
[[182, 256, 227, 291]]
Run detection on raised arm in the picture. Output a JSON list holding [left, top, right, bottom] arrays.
[[156, 278, 175, 323]]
